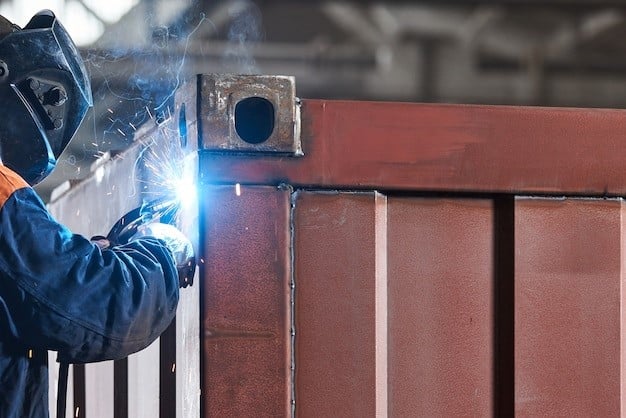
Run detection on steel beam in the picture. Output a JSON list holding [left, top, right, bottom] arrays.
[[186, 89, 626, 196]]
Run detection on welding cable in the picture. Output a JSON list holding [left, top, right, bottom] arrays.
[[56, 362, 69, 418]]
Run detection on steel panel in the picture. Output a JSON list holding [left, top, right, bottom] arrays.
[[294, 191, 387, 417], [200, 100, 626, 196], [387, 197, 494, 417], [201, 185, 291, 417], [515, 198, 622, 416], [128, 342, 159, 418]]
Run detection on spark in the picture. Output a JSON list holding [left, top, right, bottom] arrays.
[[107, 108, 114, 114], [171, 363, 176, 373], [129, 122, 137, 131], [27, 349, 32, 359], [116, 128, 126, 137], [130, 113, 198, 226], [235, 183, 241, 196], [75, 406, 80, 417], [95, 166, 105, 184]]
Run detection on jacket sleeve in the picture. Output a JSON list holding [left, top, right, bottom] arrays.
[[0, 168, 180, 363]]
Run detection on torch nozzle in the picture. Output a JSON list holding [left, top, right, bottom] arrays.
[[107, 196, 180, 245], [139, 196, 178, 222]]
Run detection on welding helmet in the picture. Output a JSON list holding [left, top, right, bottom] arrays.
[[0, 10, 92, 185]]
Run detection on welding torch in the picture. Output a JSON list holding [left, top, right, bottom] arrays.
[[106, 197, 177, 244], [100, 197, 196, 287]]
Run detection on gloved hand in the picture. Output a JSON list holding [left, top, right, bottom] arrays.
[[130, 223, 196, 288]]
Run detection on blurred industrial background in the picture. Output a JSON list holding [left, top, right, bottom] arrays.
[[3, 0, 625, 199]]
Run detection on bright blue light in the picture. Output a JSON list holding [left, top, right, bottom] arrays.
[[137, 125, 198, 224], [174, 177, 197, 210]]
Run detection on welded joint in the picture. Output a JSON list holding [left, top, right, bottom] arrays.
[[198, 74, 302, 156]]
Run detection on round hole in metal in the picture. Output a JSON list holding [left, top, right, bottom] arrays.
[[235, 97, 274, 144]]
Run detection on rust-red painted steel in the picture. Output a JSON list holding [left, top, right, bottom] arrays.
[[201, 185, 291, 417], [515, 198, 622, 416], [293, 193, 495, 416], [387, 197, 494, 416], [294, 191, 386, 417], [200, 100, 626, 196]]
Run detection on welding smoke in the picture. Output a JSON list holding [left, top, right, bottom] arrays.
[[223, 0, 263, 74], [81, 4, 208, 148], [83, 0, 264, 145], [57, 0, 265, 186]]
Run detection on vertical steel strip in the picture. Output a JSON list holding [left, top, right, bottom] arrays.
[[493, 196, 515, 415], [387, 197, 494, 416], [201, 185, 292, 417], [175, 264, 201, 418], [73, 365, 85, 418], [159, 321, 177, 417], [294, 191, 380, 417], [289, 190, 297, 417], [622, 200, 626, 418], [113, 359, 128, 418], [374, 193, 388, 417], [127, 343, 160, 418]]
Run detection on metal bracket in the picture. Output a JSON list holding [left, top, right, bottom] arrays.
[[198, 74, 302, 156]]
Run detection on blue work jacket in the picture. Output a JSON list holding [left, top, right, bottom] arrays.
[[0, 165, 180, 417]]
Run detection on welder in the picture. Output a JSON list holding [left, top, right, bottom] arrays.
[[0, 10, 194, 417]]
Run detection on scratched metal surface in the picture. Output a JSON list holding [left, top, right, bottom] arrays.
[[197, 74, 301, 155]]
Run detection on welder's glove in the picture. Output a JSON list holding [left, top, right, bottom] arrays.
[[131, 223, 196, 288]]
